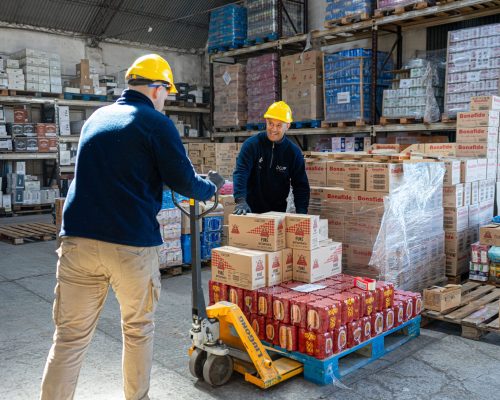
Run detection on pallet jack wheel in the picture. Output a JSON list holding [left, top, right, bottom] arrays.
[[202, 353, 234, 387], [188, 348, 207, 380]]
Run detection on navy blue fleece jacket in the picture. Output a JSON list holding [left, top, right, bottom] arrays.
[[233, 131, 310, 213], [60, 89, 216, 246]]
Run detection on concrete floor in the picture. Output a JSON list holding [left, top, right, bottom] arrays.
[[1, 215, 500, 399]]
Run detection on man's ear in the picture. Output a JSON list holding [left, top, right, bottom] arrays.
[[151, 86, 159, 100]]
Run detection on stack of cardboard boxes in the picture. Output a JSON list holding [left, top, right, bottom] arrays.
[[157, 207, 183, 267], [281, 51, 324, 122], [10, 48, 62, 93], [0, 57, 24, 91], [213, 63, 247, 128], [0, 105, 11, 152], [68, 59, 93, 95], [187, 142, 241, 176]]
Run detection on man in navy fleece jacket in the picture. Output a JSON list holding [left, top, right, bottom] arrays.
[[233, 101, 310, 215], [40, 55, 223, 400]]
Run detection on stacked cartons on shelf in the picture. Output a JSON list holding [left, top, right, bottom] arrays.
[[213, 64, 247, 128]]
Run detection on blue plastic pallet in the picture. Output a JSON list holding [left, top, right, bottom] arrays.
[[244, 33, 279, 46], [63, 92, 108, 102], [265, 316, 420, 385], [290, 120, 322, 129], [245, 122, 266, 131]]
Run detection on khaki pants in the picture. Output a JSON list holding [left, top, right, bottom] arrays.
[[40, 236, 161, 400]]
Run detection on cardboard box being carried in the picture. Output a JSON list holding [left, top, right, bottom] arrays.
[[423, 285, 461, 312], [211, 246, 266, 290], [293, 241, 342, 283], [228, 213, 285, 251]]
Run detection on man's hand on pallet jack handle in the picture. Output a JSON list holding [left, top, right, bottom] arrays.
[[233, 198, 251, 215], [207, 170, 225, 191]]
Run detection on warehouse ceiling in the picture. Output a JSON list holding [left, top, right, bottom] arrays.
[[0, 0, 240, 51]]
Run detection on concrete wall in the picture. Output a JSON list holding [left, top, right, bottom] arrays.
[[0, 27, 205, 85]]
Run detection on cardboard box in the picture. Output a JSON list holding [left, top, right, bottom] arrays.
[[365, 163, 403, 193], [424, 143, 456, 157], [326, 161, 344, 188], [478, 199, 494, 225], [282, 248, 294, 282], [469, 95, 500, 111], [305, 160, 327, 186], [456, 142, 498, 159], [445, 251, 470, 276], [476, 158, 487, 181], [468, 204, 480, 227], [293, 241, 342, 283], [463, 183, 471, 206], [219, 195, 236, 225], [284, 214, 320, 250], [443, 160, 461, 186], [479, 224, 500, 246], [423, 285, 461, 312], [211, 246, 266, 290], [343, 163, 366, 191], [445, 230, 468, 255], [228, 213, 285, 251], [470, 181, 479, 205], [457, 111, 500, 128], [266, 250, 283, 286], [443, 207, 469, 231], [443, 184, 464, 208], [456, 126, 498, 143], [460, 159, 478, 183], [487, 158, 497, 180]]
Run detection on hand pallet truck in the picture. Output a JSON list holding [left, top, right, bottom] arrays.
[[172, 191, 303, 388]]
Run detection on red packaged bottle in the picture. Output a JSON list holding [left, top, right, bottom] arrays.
[[396, 290, 422, 317], [273, 290, 302, 324], [298, 327, 307, 354], [332, 325, 347, 354], [394, 295, 413, 321], [278, 324, 298, 352], [347, 320, 362, 348], [338, 292, 361, 322], [306, 298, 341, 333], [265, 318, 280, 345], [383, 308, 395, 332], [393, 301, 404, 327], [371, 311, 384, 336], [314, 331, 334, 360], [300, 330, 317, 356], [312, 287, 341, 298], [289, 294, 322, 328], [250, 314, 265, 341], [208, 280, 228, 305], [243, 289, 258, 315], [257, 286, 287, 318], [376, 281, 394, 309], [228, 286, 244, 310], [351, 287, 376, 317], [360, 316, 372, 342]]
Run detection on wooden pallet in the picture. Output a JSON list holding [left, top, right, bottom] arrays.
[[264, 316, 421, 385], [8, 90, 63, 99], [374, 0, 434, 18], [447, 271, 470, 284], [324, 12, 371, 28], [441, 113, 456, 123], [0, 222, 56, 244], [0, 89, 8, 96], [379, 116, 424, 125], [321, 119, 369, 128], [214, 126, 246, 132], [12, 204, 53, 216], [422, 282, 500, 340]]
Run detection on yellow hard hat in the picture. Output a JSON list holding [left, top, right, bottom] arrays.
[[125, 54, 178, 94], [263, 101, 293, 123]]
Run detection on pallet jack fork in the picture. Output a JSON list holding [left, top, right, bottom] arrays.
[[172, 191, 303, 388]]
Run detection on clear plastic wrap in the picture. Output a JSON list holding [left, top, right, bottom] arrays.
[[382, 52, 445, 123], [308, 162, 446, 292], [324, 49, 393, 122], [213, 64, 247, 128], [207, 4, 247, 52], [369, 163, 446, 292], [444, 23, 500, 117], [324, 0, 374, 22], [246, 53, 279, 124], [376, 0, 435, 11], [245, 0, 304, 41]]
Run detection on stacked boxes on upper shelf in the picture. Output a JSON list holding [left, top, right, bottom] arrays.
[[0, 104, 10, 152], [213, 63, 247, 129], [246, 53, 279, 125], [444, 23, 500, 118], [10, 48, 62, 93], [324, 0, 373, 24], [281, 51, 324, 123], [207, 4, 247, 53], [187, 143, 241, 177], [324, 49, 393, 124], [68, 59, 93, 94], [0, 56, 24, 90]]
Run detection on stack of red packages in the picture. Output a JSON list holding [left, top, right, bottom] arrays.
[[207, 275, 422, 360]]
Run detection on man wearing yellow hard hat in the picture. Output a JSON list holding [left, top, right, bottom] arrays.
[[40, 54, 224, 400], [233, 101, 310, 215]]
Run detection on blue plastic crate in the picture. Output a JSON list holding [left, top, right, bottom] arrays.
[[202, 216, 224, 232], [208, 4, 247, 50]]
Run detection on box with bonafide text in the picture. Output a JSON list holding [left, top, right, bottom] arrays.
[[455, 142, 498, 159], [469, 96, 500, 112], [424, 143, 456, 157], [443, 184, 464, 208], [443, 206, 469, 231], [305, 159, 327, 186], [456, 126, 498, 143], [457, 111, 500, 128], [365, 163, 404, 193], [228, 213, 285, 251], [343, 162, 366, 191], [326, 161, 344, 188], [443, 160, 461, 186], [292, 241, 342, 283], [211, 246, 266, 290]]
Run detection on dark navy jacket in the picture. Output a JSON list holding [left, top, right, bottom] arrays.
[[60, 89, 216, 246], [233, 131, 310, 214]]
